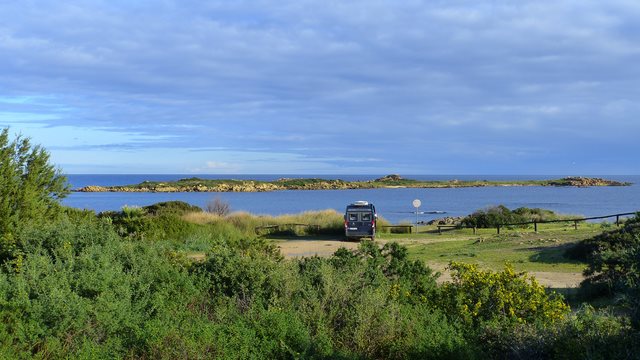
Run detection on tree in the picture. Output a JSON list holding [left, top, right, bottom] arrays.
[[0, 127, 69, 237]]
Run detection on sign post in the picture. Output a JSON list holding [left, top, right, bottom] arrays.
[[412, 199, 421, 234]]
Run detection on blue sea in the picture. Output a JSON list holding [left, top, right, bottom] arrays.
[[63, 175, 640, 224]]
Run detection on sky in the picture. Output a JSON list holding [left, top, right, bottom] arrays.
[[1, 1, 639, 175]]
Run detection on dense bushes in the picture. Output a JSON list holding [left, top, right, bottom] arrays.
[[442, 263, 568, 329], [461, 205, 569, 228], [3, 205, 640, 358], [0, 216, 203, 358], [569, 214, 640, 326], [475, 305, 640, 359]]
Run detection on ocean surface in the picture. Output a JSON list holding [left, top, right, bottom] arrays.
[[63, 175, 640, 224]]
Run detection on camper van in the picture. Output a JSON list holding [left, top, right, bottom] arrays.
[[344, 201, 377, 240]]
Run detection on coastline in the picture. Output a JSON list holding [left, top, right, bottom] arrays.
[[74, 175, 631, 193]]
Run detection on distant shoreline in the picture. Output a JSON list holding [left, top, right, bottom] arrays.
[[74, 175, 631, 193]]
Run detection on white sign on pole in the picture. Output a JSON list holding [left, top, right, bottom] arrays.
[[412, 199, 421, 233]]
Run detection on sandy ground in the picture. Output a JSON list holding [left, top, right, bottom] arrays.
[[277, 239, 360, 258], [276, 239, 585, 288]]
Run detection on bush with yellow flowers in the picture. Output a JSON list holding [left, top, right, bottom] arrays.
[[440, 262, 570, 328]]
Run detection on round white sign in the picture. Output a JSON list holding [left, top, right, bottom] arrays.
[[412, 199, 421, 208]]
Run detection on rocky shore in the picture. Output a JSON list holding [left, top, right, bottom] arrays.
[[74, 176, 631, 193]]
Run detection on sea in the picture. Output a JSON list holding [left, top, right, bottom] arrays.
[[63, 175, 640, 225]]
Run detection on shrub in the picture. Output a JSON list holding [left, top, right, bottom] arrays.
[[0, 215, 204, 358], [570, 214, 640, 326], [205, 197, 231, 216], [461, 205, 523, 228], [143, 200, 202, 216], [440, 262, 570, 328], [99, 203, 203, 243], [461, 205, 568, 229], [194, 242, 285, 308], [292, 242, 468, 359], [481, 306, 640, 359]]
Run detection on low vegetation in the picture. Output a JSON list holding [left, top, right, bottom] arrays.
[[1, 130, 639, 358]]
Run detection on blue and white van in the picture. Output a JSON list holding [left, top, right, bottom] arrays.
[[344, 201, 377, 240]]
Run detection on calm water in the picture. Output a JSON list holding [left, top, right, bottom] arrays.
[[63, 175, 640, 224]]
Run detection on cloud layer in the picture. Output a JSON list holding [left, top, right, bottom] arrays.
[[1, 1, 639, 174]]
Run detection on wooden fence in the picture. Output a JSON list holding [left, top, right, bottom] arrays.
[[436, 211, 638, 235], [255, 223, 320, 235]]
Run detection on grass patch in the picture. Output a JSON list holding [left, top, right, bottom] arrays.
[[380, 224, 603, 273]]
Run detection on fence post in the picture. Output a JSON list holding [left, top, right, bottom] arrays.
[[473, 227, 477, 235], [616, 215, 620, 226], [574, 220, 578, 230], [534, 221, 538, 233], [497, 224, 500, 234]]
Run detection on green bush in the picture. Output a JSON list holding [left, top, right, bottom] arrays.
[[461, 205, 567, 229], [0, 215, 205, 358], [292, 242, 468, 359], [480, 305, 640, 359], [569, 214, 640, 326], [143, 200, 203, 216], [440, 262, 570, 328], [99, 203, 204, 243]]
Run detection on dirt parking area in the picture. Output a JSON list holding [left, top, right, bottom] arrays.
[[277, 239, 360, 258]]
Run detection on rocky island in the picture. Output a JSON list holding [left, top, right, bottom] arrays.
[[75, 175, 631, 193]]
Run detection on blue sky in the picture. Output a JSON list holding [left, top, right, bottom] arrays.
[[1, 1, 639, 174]]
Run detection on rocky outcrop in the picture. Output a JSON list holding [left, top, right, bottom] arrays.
[[375, 174, 404, 182], [551, 177, 630, 187], [426, 216, 464, 226]]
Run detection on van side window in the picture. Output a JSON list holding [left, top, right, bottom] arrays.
[[361, 213, 371, 221], [348, 213, 358, 221]]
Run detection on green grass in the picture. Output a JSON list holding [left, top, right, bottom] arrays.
[[376, 223, 606, 273]]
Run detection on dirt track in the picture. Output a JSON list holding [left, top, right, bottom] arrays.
[[277, 239, 585, 288]]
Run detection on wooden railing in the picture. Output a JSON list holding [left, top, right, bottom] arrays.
[[255, 223, 321, 235], [436, 211, 638, 235]]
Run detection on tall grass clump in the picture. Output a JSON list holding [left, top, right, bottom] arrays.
[[183, 209, 348, 236]]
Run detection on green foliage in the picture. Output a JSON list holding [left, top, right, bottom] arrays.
[[195, 242, 285, 306], [99, 203, 202, 242], [570, 214, 640, 326], [143, 200, 203, 216], [441, 262, 570, 328], [292, 242, 470, 359], [0, 128, 69, 262], [461, 205, 567, 228], [0, 215, 203, 358], [479, 305, 640, 359], [1, 191, 638, 358], [462, 205, 521, 228]]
